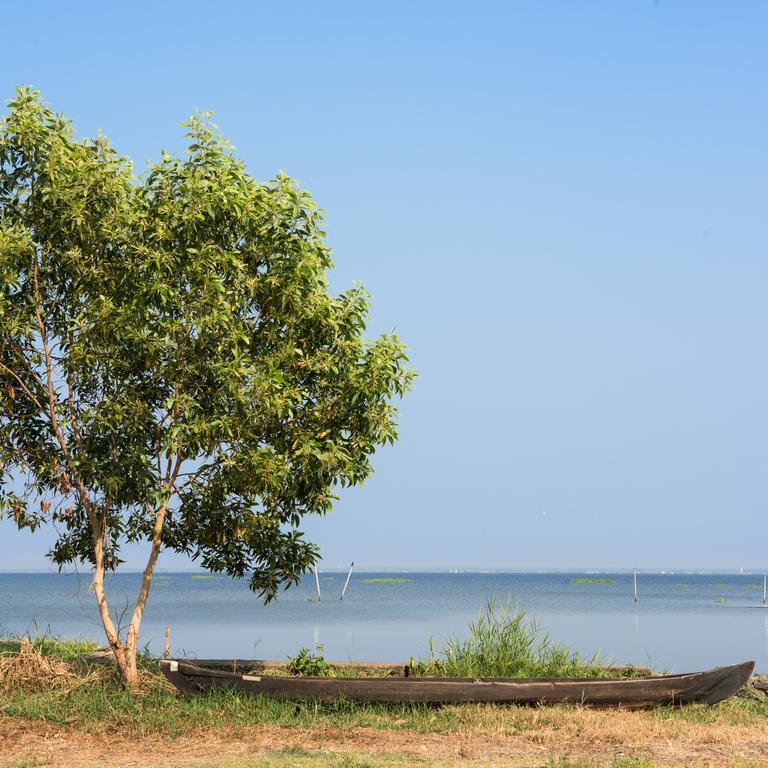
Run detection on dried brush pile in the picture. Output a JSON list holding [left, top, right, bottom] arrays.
[[0, 635, 100, 693]]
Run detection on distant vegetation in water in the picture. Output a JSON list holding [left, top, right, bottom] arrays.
[[571, 578, 615, 584], [710, 582, 729, 589], [715, 597, 728, 604], [362, 578, 410, 584], [191, 575, 219, 580], [675, 583, 690, 590]]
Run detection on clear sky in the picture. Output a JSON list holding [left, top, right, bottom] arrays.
[[1, 1, 766, 572]]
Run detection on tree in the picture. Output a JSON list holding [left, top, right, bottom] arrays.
[[0, 88, 414, 686]]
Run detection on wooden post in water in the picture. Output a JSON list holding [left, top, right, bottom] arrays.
[[633, 568, 638, 604], [340, 561, 355, 601], [164, 626, 171, 658], [763, 575, 766, 608], [314, 565, 322, 602]]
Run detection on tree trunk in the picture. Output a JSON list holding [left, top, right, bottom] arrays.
[[92, 590, 142, 688], [100, 498, 173, 688], [88, 515, 142, 688]]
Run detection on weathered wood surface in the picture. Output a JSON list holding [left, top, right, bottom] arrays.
[[159, 659, 754, 707], [78, 653, 406, 673], [78, 653, 649, 678], [186, 659, 409, 675]]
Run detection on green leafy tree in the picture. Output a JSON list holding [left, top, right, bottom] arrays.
[[0, 88, 414, 686]]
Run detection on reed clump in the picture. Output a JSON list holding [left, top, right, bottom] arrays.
[[417, 599, 610, 679]]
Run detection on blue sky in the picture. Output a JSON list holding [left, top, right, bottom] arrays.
[[1, 1, 766, 572]]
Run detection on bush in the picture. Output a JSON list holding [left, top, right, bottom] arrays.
[[287, 647, 330, 677]]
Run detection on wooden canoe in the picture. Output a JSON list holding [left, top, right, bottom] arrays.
[[159, 659, 754, 707]]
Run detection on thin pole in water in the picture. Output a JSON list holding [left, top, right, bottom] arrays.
[[633, 567, 638, 604], [763, 575, 766, 608], [314, 565, 321, 602], [340, 561, 355, 601]]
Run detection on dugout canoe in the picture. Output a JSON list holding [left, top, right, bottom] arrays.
[[159, 659, 754, 707]]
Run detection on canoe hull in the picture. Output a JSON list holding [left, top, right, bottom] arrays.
[[159, 659, 754, 707]]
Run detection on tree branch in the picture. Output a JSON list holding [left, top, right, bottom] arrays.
[[0, 361, 46, 413], [30, 255, 123, 661], [126, 453, 184, 653]]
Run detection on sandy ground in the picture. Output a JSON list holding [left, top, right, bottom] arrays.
[[3, 711, 768, 768]]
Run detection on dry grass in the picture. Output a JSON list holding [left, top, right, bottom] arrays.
[[0, 636, 172, 699], [2, 712, 768, 767], [0, 635, 89, 693]]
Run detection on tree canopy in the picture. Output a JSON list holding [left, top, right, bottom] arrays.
[[0, 87, 414, 683]]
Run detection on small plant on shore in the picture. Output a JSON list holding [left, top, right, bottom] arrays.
[[287, 647, 330, 677], [418, 599, 608, 679]]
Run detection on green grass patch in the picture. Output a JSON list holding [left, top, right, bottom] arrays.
[[3, 662, 766, 739], [570, 577, 615, 584], [0, 633, 100, 660], [361, 578, 410, 584], [417, 599, 611, 679]]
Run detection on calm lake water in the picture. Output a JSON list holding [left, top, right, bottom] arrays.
[[2, 572, 767, 672]]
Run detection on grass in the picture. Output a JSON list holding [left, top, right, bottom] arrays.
[[417, 600, 612, 679], [3, 660, 767, 737], [570, 578, 615, 584], [548, 761, 653, 768], [361, 578, 410, 584], [0, 665, 529, 736], [0, 752, 688, 768], [0, 633, 99, 660], [2, 637, 768, 768]]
